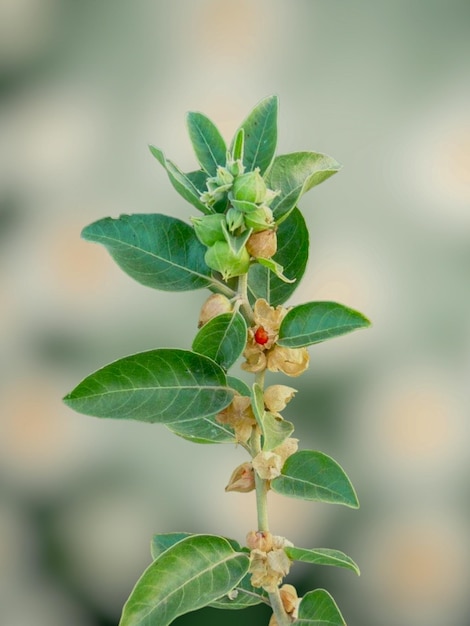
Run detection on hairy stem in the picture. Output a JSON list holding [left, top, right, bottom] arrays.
[[269, 588, 292, 626], [237, 272, 254, 324]]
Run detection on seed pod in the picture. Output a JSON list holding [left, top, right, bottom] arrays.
[[232, 169, 267, 204], [225, 462, 255, 493], [279, 584, 299, 615], [204, 241, 250, 280], [198, 293, 232, 327], [246, 229, 277, 258]]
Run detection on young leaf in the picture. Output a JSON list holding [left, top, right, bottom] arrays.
[[251, 384, 294, 451], [231, 95, 278, 174], [296, 589, 346, 626], [82, 213, 213, 292], [284, 546, 360, 576], [278, 301, 371, 348], [119, 534, 250, 626], [166, 414, 236, 444], [248, 207, 309, 306], [266, 152, 341, 221], [271, 450, 359, 508], [192, 311, 248, 370], [63, 348, 234, 424], [149, 145, 210, 214], [186, 112, 227, 176], [232, 127, 245, 162]]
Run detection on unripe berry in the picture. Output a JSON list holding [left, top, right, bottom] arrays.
[[204, 241, 250, 280], [232, 169, 267, 204], [191, 214, 226, 247]]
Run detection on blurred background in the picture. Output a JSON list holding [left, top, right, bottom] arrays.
[[1, 1, 469, 624]]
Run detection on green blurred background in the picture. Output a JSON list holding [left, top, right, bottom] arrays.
[[1, 1, 469, 625]]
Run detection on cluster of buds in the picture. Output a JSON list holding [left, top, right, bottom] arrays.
[[193, 160, 280, 281], [243, 299, 309, 377], [247, 531, 294, 593]]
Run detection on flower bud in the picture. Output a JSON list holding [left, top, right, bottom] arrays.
[[198, 293, 232, 327], [232, 169, 267, 204], [225, 207, 245, 232], [225, 462, 255, 493], [191, 214, 226, 247], [246, 229, 277, 258], [246, 530, 273, 552], [204, 241, 250, 280]]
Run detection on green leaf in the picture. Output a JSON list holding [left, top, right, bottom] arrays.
[[187, 112, 227, 176], [151, 533, 193, 559], [251, 384, 294, 451], [119, 534, 250, 626], [63, 348, 234, 424], [256, 257, 296, 284], [284, 546, 360, 576], [231, 95, 278, 174], [150, 145, 211, 214], [166, 413, 235, 444], [232, 127, 245, 162], [266, 152, 341, 221], [150, 534, 266, 611], [278, 301, 371, 348], [82, 213, 213, 292], [227, 375, 251, 397], [192, 311, 247, 370], [247, 207, 308, 306], [271, 450, 359, 508], [209, 572, 270, 610], [296, 589, 346, 626]]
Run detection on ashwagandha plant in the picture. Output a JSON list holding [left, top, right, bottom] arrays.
[[63, 95, 371, 626]]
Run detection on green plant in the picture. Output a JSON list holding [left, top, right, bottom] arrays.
[[63, 95, 370, 626]]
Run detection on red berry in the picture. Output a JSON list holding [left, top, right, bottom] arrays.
[[254, 326, 269, 345]]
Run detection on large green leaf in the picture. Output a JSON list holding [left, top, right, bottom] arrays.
[[149, 145, 210, 214], [266, 152, 341, 221], [284, 546, 360, 576], [82, 213, 213, 292], [231, 95, 278, 174], [63, 348, 234, 424], [271, 450, 359, 508], [166, 414, 235, 444], [296, 589, 346, 626], [119, 534, 250, 626], [278, 301, 371, 348], [187, 112, 227, 176], [192, 311, 247, 370], [209, 571, 270, 610], [247, 207, 309, 306], [150, 533, 267, 610]]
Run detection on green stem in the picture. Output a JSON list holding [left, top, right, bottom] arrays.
[[269, 589, 292, 626], [237, 272, 254, 324]]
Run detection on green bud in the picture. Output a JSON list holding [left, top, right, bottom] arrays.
[[232, 169, 267, 204], [230, 198, 259, 213], [244, 205, 274, 232], [215, 166, 233, 187], [226, 207, 245, 232], [191, 214, 226, 246], [204, 241, 250, 281]]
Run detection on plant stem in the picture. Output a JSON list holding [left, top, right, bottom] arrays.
[[237, 272, 254, 323], [268, 589, 292, 626]]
